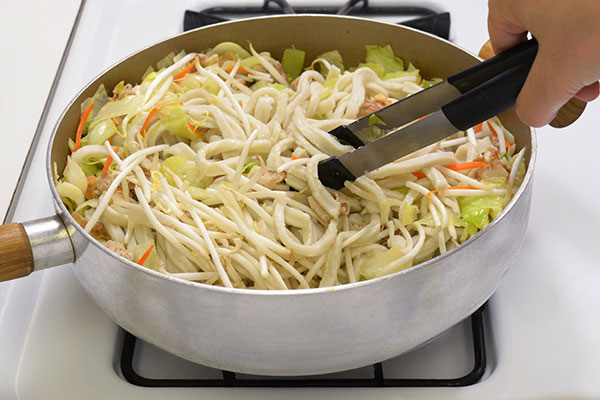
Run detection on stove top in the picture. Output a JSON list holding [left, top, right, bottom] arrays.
[[2, 1, 600, 399]]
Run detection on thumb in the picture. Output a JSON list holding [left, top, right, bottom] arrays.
[[515, 50, 574, 127]]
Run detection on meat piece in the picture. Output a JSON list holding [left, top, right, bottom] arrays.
[[332, 192, 350, 217], [358, 93, 393, 118], [290, 77, 299, 91], [258, 170, 286, 190], [85, 171, 116, 200], [139, 157, 153, 178], [475, 148, 509, 180], [308, 196, 331, 225], [71, 212, 111, 241], [273, 60, 285, 77], [116, 83, 134, 100], [103, 240, 134, 261], [196, 53, 207, 67]]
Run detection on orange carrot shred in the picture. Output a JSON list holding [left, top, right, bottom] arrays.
[[226, 65, 249, 74], [108, 134, 116, 144], [445, 162, 489, 171], [141, 108, 159, 138], [174, 60, 195, 82], [73, 103, 94, 152], [101, 146, 120, 174], [108, 98, 115, 102], [412, 171, 426, 179], [426, 190, 437, 200], [448, 186, 479, 190], [474, 122, 483, 133], [137, 244, 155, 266], [186, 121, 203, 136], [290, 155, 299, 160]]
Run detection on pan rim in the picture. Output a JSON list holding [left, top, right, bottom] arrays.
[[46, 14, 537, 296]]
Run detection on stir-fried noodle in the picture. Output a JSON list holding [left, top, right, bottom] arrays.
[[57, 43, 526, 289]]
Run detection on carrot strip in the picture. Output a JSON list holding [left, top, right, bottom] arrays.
[[226, 65, 249, 74], [141, 108, 159, 138], [290, 155, 299, 161], [445, 162, 489, 171], [448, 186, 479, 190], [73, 103, 94, 152], [174, 60, 195, 82], [474, 122, 483, 133], [101, 146, 120, 173], [487, 123, 511, 149], [412, 171, 426, 179], [426, 190, 437, 200], [137, 244, 155, 266], [186, 121, 203, 137]]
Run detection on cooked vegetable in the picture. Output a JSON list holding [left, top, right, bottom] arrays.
[[282, 47, 305, 81], [74, 104, 94, 152], [58, 41, 525, 290]]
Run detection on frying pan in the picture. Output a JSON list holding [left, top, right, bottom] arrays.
[[0, 15, 534, 375]]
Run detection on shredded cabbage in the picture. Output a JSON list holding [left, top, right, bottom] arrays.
[[158, 104, 197, 140], [458, 195, 506, 230], [282, 47, 305, 81], [364, 45, 404, 75]]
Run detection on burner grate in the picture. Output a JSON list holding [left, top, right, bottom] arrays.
[[183, 0, 450, 40], [119, 304, 486, 388]]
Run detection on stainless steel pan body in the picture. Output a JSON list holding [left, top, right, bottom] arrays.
[[5, 15, 535, 375]]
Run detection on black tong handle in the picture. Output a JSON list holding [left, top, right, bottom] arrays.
[[443, 62, 532, 131], [447, 38, 538, 94]]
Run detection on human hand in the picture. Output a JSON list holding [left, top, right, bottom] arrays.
[[488, 0, 600, 127]]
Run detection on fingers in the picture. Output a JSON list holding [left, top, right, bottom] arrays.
[[575, 81, 600, 102], [515, 51, 575, 127], [487, 0, 528, 54]]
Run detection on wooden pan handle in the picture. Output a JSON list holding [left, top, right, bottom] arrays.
[[479, 40, 585, 128], [0, 223, 34, 281]]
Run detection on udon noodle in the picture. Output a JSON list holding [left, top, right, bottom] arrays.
[[56, 42, 526, 290]]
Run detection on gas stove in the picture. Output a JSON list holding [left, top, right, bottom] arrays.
[[2, 1, 600, 399]]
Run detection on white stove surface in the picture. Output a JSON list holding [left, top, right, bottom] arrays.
[[2, 1, 600, 399]]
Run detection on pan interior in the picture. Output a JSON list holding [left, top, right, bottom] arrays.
[[48, 15, 533, 289]]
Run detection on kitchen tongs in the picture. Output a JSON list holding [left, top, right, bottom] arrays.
[[318, 38, 538, 189]]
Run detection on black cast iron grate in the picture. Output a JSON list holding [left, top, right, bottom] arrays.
[[119, 304, 486, 387], [183, 0, 451, 40]]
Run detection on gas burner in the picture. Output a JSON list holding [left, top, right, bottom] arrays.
[[119, 305, 486, 388], [184, 0, 450, 40]]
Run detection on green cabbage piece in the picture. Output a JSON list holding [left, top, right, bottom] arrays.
[[91, 95, 143, 127], [80, 157, 104, 177], [368, 113, 386, 126], [312, 50, 344, 76], [364, 45, 404, 76], [209, 42, 251, 59], [359, 246, 411, 280], [241, 54, 276, 70], [161, 155, 211, 188], [86, 119, 116, 146], [128, 241, 161, 271], [421, 78, 443, 88], [56, 182, 85, 211], [242, 161, 259, 174], [282, 47, 305, 81], [458, 195, 506, 230], [156, 52, 176, 70], [320, 76, 339, 99], [80, 84, 109, 134], [158, 104, 197, 140], [357, 62, 385, 78]]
